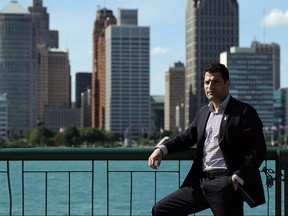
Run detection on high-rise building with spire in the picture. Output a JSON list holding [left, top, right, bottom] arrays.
[[0, 1, 37, 138], [29, 0, 59, 123], [29, 0, 58, 48], [91, 8, 116, 129], [185, 0, 239, 125]]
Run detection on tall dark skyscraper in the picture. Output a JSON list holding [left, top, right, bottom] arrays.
[[75, 72, 91, 108], [91, 8, 116, 129], [185, 0, 239, 125]]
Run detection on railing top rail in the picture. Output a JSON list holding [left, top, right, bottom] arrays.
[[0, 147, 282, 161]]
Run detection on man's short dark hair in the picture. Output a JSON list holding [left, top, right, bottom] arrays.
[[203, 63, 229, 82]]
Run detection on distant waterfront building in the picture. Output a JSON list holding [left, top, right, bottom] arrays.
[[220, 46, 274, 128], [251, 41, 280, 91], [81, 89, 91, 127], [273, 88, 288, 141], [105, 9, 150, 140], [47, 48, 71, 108], [0, 93, 8, 140], [150, 96, 164, 137], [44, 106, 80, 132], [75, 72, 91, 109], [0, 2, 37, 138], [164, 62, 185, 131], [185, 0, 239, 125], [91, 8, 116, 129]]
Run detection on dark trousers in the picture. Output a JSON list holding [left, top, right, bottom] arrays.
[[152, 175, 243, 216]]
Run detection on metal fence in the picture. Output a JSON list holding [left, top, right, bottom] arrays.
[[0, 147, 287, 215]]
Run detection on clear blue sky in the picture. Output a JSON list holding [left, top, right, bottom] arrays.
[[1, 0, 288, 101]]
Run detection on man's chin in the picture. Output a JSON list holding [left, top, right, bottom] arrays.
[[207, 95, 214, 100]]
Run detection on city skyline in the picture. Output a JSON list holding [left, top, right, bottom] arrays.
[[1, 0, 287, 101]]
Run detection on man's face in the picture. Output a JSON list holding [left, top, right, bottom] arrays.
[[204, 71, 230, 104]]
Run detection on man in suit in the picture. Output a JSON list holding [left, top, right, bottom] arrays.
[[148, 63, 267, 216]]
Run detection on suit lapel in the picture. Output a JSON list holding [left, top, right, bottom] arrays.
[[198, 106, 210, 144], [219, 97, 235, 144]]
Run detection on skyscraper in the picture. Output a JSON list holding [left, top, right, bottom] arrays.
[[75, 72, 91, 109], [81, 89, 91, 127], [47, 48, 71, 108], [0, 2, 37, 138], [105, 9, 150, 140], [273, 88, 288, 141], [150, 95, 164, 137], [251, 40, 280, 90], [29, 0, 59, 123], [164, 62, 185, 131], [0, 93, 7, 140], [28, 0, 58, 48], [220, 46, 274, 127], [185, 0, 239, 125], [91, 8, 116, 129]]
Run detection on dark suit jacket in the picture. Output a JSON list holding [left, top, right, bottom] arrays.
[[163, 96, 267, 207]]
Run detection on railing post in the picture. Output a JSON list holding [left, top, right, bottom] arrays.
[[285, 169, 288, 216], [280, 148, 288, 216], [275, 152, 281, 216]]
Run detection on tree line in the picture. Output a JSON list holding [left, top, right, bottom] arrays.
[[0, 125, 117, 148], [0, 125, 180, 148]]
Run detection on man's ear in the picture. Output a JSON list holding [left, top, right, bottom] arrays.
[[226, 80, 231, 88]]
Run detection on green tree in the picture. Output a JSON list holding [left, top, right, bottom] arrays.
[[53, 132, 65, 146], [100, 130, 117, 147], [154, 130, 179, 141], [63, 125, 80, 147], [79, 127, 100, 146], [0, 138, 7, 148], [28, 126, 55, 147], [137, 137, 150, 147], [8, 139, 27, 148]]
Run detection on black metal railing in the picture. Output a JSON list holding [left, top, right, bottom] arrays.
[[0, 147, 287, 215]]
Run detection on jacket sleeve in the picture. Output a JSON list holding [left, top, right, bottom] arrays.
[[163, 113, 199, 154], [234, 105, 267, 180]]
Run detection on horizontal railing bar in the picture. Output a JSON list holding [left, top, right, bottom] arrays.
[[0, 147, 281, 161], [109, 171, 179, 173], [24, 170, 92, 173]]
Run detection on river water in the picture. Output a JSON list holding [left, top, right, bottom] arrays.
[[0, 160, 281, 215]]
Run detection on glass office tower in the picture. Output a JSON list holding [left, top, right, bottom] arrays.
[[105, 9, 150, 141], [0, 2, 37, 138]]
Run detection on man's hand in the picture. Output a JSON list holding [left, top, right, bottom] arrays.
[[148, 148, 163, 170]]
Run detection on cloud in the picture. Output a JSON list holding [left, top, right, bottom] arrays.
[[261, 9, 288, 27], [151, 47, 171, 55]]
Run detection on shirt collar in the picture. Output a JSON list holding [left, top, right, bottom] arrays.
[[208, 94, 230, 113]]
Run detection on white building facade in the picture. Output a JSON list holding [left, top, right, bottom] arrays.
[[105, 9, 150, 140]]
